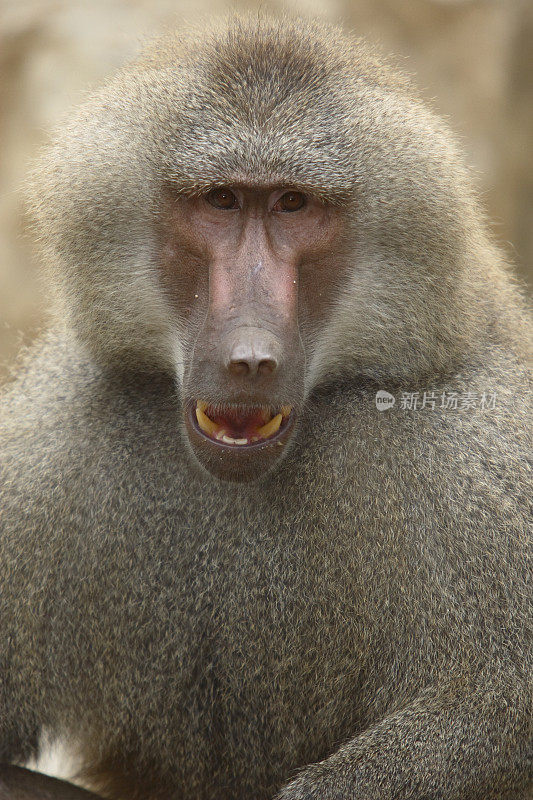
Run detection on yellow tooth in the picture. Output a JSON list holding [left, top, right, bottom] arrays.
[[197, 400, 208, 412], [259, 408, 271, 424], [196, 407, 221, 437], [257, 413, 282, 438], [281, 405, 292, 417]]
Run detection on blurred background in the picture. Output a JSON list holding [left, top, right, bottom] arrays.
[[1, 0, 532, 382]]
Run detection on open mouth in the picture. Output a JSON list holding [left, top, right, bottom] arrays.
[[192, 400, 293, 447]]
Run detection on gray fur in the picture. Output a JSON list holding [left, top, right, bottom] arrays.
[[1, 13, 532, 800]]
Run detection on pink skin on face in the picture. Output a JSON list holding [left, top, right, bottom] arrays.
[[157, 184, 346, 478], [207, 211, 299, 329]]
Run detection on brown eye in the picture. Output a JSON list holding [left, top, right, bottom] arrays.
[[207, 187, 238, 210], [273, 191, 305, 212]]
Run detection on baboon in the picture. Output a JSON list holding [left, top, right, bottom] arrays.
[[0, 13, 531, 800]]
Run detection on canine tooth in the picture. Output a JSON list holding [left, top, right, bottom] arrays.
[[197, 400, 208, 412], [257, 413, 282, 438], [281, 405, 292, 417], [215, 429, 227, 440], [259, 408, 271, 424], [196, 407, 220, 437]]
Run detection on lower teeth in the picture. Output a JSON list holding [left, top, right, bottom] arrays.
[[221, 435, 249, 445]]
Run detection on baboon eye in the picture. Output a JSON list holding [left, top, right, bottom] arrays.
[[273, 191, 306, 212], [207, 187, 238, 210]]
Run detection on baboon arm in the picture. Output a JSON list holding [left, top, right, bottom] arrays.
[[276, 682, 530, 800], [0, 766, 103, 800]]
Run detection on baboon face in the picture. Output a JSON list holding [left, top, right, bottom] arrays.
[[34, 17, 474, 482], [158, 185, 346, 482]]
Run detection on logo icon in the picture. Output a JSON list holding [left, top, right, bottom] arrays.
[[375, 390, 395, 411]]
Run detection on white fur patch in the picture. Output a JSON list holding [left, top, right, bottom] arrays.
[[26, 732, 82, 783]]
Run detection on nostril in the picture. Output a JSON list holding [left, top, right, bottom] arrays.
[[228, 360, 250, 377], [257, 358, 277, 376], [227, 356, 278, 377]]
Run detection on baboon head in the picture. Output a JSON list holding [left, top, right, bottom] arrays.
[[33, 15, 484, 481]]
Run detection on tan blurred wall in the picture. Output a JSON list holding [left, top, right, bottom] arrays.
[[1, 0, 531, 382]]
